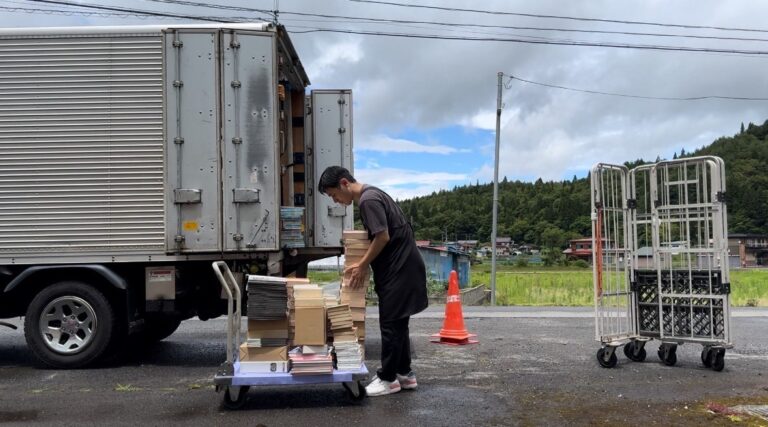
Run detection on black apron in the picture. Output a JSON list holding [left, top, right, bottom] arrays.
[[360, 187, 428, 322]]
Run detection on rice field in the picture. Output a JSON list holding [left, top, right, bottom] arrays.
[[472, 267, 768, 307], [310, 266, 768, 306]]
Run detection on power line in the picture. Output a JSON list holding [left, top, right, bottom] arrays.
[[1, 5, 131, 17], [27, 0, 248, 23], [0, 4, 182, 19], [506, 74, 768, 101], [17, 1, 768, 56], [141, 0, 768, 44], [141, 0, 274, 21], [350, 0, 768, 34], [288, 28, 768, 56]]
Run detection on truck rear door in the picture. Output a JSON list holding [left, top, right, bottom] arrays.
[[220, 31, 279, 251], [164, 29, 222, 252], [307, 90, 353, 247]]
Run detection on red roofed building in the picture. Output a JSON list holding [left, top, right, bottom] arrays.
[[563, 238, 594, 262]]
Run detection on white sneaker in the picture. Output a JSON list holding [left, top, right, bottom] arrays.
[[365, 375, 401, 396], [396, 371, 418, 390]]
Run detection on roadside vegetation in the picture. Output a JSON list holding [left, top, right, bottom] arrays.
[[472, 264, 768, 307], [310, 264, 768, 307]]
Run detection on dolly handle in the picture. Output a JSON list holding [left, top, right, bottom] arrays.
[[212, 261, 241, 364]]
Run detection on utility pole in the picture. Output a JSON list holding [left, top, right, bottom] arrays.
[[491, 72, 503, 306]]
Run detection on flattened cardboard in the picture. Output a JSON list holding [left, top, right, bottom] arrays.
[[239, 343, 288, 361]]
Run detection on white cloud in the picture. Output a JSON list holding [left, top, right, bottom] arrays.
[[355, 167, 468, 200], [357, 134, 469, 154], [460, 109, 513, 131], [306, 38, 363, 81]]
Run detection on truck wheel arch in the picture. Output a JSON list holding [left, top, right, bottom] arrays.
[[4, 265, 127, 294]]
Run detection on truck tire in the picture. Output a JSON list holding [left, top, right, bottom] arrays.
[[141, 317, 182, 343], [24, 281, 116, 369]]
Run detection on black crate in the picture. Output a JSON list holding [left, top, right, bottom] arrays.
[[633, 269, 725, 339]]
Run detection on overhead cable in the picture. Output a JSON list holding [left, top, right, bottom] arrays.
[[288, 28, 768, 56], [507, 74, 768, 101], [350, 0, 768, 34], [27, 0, 251, 23], [141, 0, 768, 44]]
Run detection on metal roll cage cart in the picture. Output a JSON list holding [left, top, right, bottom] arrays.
[[212, 261, 369, 410], [592, 156, 732, 371]]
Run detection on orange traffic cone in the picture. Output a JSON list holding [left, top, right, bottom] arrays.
[[431, 270, 478, 345]]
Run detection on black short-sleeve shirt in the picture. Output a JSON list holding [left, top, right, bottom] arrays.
[[357, 185, 428, 321]]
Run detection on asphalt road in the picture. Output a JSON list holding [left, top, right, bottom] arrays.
[[1, 307, 767, 426]]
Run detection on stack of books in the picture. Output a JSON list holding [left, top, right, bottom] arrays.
[[333, 340, 363, 371], [285, 277, 310, 346], [246, 318, 289, 347], [246, 275, 288, 320], [327, 304, 363, 370], [280, 206, 305, 248], [240, 274, 290, 372], [293, 284, 326, 345], [341, 230, 369, 350], [288, 346, 333, 375], [327, 304, 355, 334]]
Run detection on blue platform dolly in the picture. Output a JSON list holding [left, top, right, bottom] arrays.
[[212, 261, 369, 409]]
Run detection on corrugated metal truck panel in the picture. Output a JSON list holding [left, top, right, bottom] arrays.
[[0, 33, 165, 253]]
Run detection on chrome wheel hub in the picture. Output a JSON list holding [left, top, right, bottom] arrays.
[[38, 296, 97, 355]]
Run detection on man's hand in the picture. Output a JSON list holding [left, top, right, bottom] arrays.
[[344, 262, 367, 289]]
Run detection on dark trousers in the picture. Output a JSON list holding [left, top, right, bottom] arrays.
[[377, 316, 411, 382]]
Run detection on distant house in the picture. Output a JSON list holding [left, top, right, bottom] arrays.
[[563, 238, 593, 262], [457, 240, 478, 252], [728, 234, 768, 268], [495, 237, 512, 255], [635, 246, 654, 269]]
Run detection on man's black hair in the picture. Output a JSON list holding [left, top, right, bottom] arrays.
[[318, 166, 356, 195]]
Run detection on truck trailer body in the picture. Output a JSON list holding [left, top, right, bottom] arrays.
[[0, 23, 353, 368]]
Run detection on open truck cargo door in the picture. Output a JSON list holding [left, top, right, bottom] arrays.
[[307, 90, 353, 248], [220, 30, 280, 251]]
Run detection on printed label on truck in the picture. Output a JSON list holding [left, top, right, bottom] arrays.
[[149, 269, 174, 282]]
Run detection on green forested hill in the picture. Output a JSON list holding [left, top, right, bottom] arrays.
[[694, 121, 768, 233], [396, 119, 768, 247]]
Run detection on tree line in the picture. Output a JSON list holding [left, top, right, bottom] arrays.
[[386, 119, 768, 249]]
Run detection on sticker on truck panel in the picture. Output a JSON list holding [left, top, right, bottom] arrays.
[[183, 220, 199, 232]]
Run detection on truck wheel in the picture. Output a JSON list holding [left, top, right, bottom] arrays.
[[24, 281, 116, 369], [142, 317, 182, 343]]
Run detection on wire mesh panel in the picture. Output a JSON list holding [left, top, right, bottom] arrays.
[[649, 156, 730, 345], [591, 164, 634, 344], [629, 165, 660, 337]]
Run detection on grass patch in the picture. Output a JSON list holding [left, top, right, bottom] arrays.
[[471, 265, 768, 307], [307, 270, 341, 284], [474, 269, 593, 306], [730, 270, 768, 307]]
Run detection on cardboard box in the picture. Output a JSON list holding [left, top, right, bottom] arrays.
[[247, 318, 289, 339], [238, 360, 289, 373], [294, 307, 326, 345], [239, 343, 288, 361]]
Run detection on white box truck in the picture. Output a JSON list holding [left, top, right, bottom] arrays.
[[0, 23, 353, 368]]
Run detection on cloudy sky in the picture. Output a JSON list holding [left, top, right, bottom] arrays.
[[3, 0, 768, 200]]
